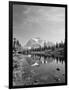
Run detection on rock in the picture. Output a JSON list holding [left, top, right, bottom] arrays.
[[34, 80, 38, 83], [54, 75, 60, 82], [55, 78, 60, 82], [56, 68, 60, 71], [33, 80, 39, 85], [62, 74, 65, 76]]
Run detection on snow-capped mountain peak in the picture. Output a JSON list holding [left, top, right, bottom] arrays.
[[24, 37, 43, 49], [24, 37, 55, 49], [32, 38, 39, 42]]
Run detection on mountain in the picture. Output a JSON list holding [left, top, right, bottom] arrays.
[[24, 37, 43, 49], [24, 37, 55, 49]]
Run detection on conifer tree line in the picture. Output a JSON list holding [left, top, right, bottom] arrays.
[[13, 37, 65, 53], [13, 38, 22, 52]]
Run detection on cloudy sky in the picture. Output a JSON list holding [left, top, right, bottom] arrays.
[[13, 4, 65, 46]]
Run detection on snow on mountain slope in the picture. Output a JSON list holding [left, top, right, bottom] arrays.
[[24, 37, 55, 49]]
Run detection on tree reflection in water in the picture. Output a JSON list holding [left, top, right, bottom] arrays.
[[30, 54, 65, 65]]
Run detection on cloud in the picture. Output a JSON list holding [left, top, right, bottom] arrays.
[[13, 5, 65, 45]]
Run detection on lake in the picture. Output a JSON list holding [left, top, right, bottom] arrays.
[[13, 54, 65, 86]]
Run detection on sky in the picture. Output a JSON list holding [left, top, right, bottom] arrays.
[[13, 4, 65, 46]]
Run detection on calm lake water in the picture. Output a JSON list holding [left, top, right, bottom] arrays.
[[13, 54, 65, 86]]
